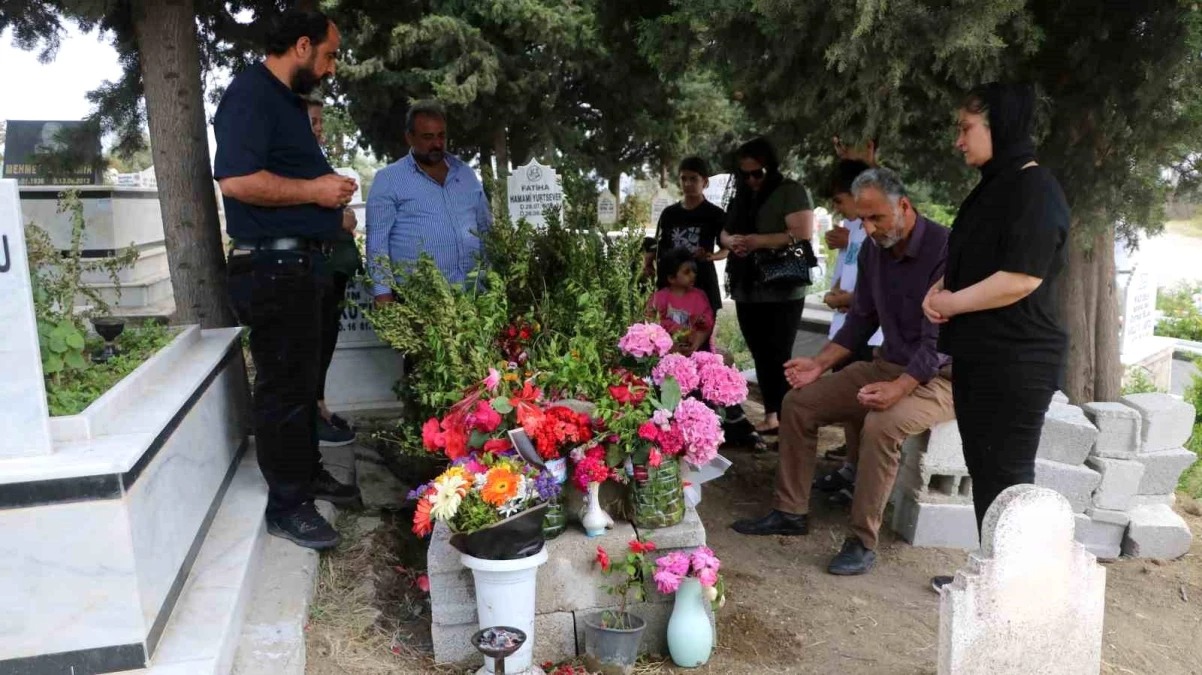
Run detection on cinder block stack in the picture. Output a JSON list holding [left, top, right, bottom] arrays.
[[428, 503, 711, 669], [893, 393, 1196, 560]]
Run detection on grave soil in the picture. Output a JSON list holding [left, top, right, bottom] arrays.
[[304, 418, 1202, 675]]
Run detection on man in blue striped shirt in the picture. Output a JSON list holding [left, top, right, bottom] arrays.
[[366, 101, 492, 304]]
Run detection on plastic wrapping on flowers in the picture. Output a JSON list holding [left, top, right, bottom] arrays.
[[629, 457, 686, 528]]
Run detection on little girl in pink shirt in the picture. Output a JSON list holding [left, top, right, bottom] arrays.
[[647, 247, 715, 355]]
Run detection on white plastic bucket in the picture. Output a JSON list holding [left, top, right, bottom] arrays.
[[461, 548, 550, 675]]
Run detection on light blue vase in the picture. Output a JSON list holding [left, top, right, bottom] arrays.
[[667, 577, 714, 667]]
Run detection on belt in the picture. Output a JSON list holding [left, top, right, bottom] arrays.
[[231, 237, 325, 252]]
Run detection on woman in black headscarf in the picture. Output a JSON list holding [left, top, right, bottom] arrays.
[[923, 83, 1070, 560], [721, 137, 816, 441]]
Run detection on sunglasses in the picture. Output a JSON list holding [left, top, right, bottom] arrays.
[[739, 168, 767, 180]]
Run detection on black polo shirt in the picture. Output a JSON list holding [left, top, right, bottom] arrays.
[[213, 62, 340, 240], [940, 165, 1070, 367]]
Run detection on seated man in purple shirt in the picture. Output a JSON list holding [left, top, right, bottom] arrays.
[[733, 167, 954, 576]]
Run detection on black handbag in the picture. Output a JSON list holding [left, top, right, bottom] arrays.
[[753, 238, 817, 287]]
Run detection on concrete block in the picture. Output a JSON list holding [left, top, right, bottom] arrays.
[[1120, 393, 1196, 453], [536, 522, 639, 614], [903, 421, 967, 475], [1036, 403, 1098, 466], [1132, 493, 1177, 508], [427, 521, 463, 575], [632, 502, 706, 549], [1134, 447, 1197, 495], [1082, 402, 1142, 459], [892, 494, 979, 549], [938, 485, 1105, 675], [1122, 504, 1192, 559], [893, 441, 973, 507], [1052, 391, 1069, 405], [428, 568, 476, 626], [1085, 457, 1145, 511], [433, 611, 577, 666], [1034, 459, 1102, 513], [1075, 508, 1130, 560]]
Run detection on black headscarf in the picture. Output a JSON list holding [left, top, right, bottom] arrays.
[[955, 82, 1038, 217]]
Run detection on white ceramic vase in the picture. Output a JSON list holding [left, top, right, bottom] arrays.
[[582, 481, 610, 537], [460, 548, 550, 675]]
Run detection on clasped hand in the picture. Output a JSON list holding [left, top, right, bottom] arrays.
[[726, 234, 763, 257], [922, 286, 957, 324]]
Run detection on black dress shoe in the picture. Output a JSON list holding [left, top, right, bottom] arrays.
[[813, 467, 854, 493], [828, 537, 876, 575], [930, 575, 954, 593], [731, 510, 809, 536], [267, 501, 341, 550], [312, 469, 362, 508]]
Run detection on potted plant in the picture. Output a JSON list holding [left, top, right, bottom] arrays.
[[654, 546, 727, 668], [582, 539, 657, 675]]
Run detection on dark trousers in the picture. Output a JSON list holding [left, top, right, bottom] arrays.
[[316, 271, 350, 401], [735, 299, 804, 416], [953, 361, 1058, 536], [228, 250, 330, 516]]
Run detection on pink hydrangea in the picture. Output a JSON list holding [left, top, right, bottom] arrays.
[[618, 322, 674, 359], [673, 398, 724, 466], [651, 408, 673, 428], [690, 351, 725, 370], [698, 364, 749, 407], [651, 353, 700, 393], [653, 567, 682, 595]]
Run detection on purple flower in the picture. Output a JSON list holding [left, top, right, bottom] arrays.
[[533, 472, 562, 502], [406, 482, 431, 502]]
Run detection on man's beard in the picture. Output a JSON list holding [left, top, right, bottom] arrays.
[[415, 149, 445, 166], [292, 61, 323, 95]]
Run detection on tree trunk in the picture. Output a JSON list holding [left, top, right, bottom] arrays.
[[493, 129, 509, 179], [608, 173, 621, 199], [1060, 223, 1121, 404], [131, 0, 234, 328]]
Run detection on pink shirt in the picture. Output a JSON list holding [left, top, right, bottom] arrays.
[[648, 288, 715, 337]]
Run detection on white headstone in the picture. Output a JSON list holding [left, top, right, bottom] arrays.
[[507, 160, 563, 229], [702, 173, 731, 207], [0, 179, 54, 457], [115, 173, 140, 187], [650, 190, 674, 228], [334, 166, 364, 205], [597, 190, 618, 226], [938, 484, 1105, 675], [1121, 269, 1156, 354]]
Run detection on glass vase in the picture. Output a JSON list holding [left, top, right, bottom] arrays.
[[542, 500, 567, 540], [630, 459, 686, 529]]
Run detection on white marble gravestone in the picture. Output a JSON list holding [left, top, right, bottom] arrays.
[[1121, 269, 1156, 354], [650, 189, 674, 227], [597, 190, 618, 226], [938, 484, 1105, 675], [0, 179, 53, 457], [507, 160, 563, 229]]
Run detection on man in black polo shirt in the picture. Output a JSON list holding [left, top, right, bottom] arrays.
[[214, 9, 359, 550]]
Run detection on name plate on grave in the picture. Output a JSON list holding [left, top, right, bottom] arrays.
[[597, 191, 618, 226], [507, 160, 563, 229], [2, 120, 103, 186], [0, 179, 54, 455], [1121, 269, 1156, 354], [337, 282, 384, 347]]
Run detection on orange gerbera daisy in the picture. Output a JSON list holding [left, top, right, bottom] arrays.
[[481, 467, 520, 507], [412, 494, 434, 537]]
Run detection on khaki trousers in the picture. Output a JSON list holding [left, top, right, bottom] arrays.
[[773, 358, 954, 550]]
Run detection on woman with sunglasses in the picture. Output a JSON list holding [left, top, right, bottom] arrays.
[[721, 137, 817, 439]]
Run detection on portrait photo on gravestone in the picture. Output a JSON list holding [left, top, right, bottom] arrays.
[[1, 120, 103, 186]]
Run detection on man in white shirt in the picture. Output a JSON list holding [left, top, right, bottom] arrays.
[[818, 159, 883, 502]]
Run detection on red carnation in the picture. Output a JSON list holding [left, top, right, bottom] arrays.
[[595, 546, 611, 572]]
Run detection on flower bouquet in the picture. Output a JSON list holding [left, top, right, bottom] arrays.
[[591, 323, 748, 527], [410, 453, 555, 559], [655, 546, 726, 667]]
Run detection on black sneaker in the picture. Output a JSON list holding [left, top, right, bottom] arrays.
[[828, 487, 854, 506], [931, 575, 955, 593], [318, 415, 356, 447], [731, 510, 809, 536], [328, 413, 354, 433], [828, 537, 876, 576], [267, 502, 341, 550], [814, 466, 854, 493], [312, 469, 362, 508]]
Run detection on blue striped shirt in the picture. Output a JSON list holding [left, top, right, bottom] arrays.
[[365, 153, 492, 295]]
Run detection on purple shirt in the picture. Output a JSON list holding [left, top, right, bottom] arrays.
[[832, 215, 950, 384]]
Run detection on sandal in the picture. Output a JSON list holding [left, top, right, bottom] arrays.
[[750, 432, 773, 453], [754, 424, 780, 436]]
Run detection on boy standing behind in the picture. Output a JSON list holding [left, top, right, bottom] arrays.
[[816, 159, 884, 503]]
